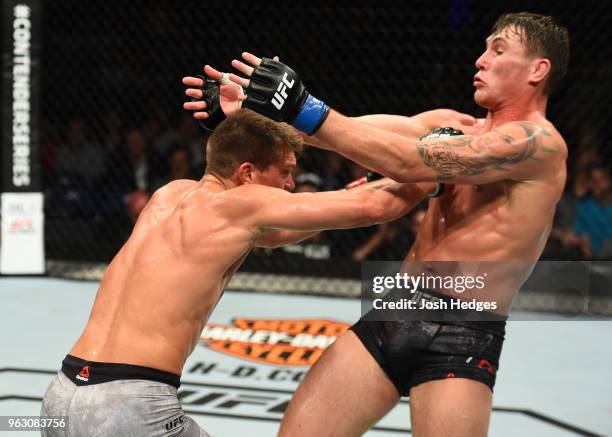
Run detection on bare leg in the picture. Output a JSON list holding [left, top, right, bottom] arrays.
[[278, 330, 399, 437], [409, 378, 493, 437]]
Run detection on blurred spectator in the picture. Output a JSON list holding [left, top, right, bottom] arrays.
[[49, 117, 105, 217], [542, 134, 605, 260], [98, 126, 164, 252], [152, 145, 198, 191], [574, 165, 612, 258], [558, 167, 591, 224], [545, 159, 593, 259], [54, 117, 106, 185], [105, 127, 166, 194], [152, 111, 182, 156], [352, 208, 425, 262], [101, 126, 165, 224]]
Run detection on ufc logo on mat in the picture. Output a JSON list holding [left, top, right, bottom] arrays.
[[272, 73, 295, 110]]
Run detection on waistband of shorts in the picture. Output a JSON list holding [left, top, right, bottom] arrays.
[[410, 288, 508, 325], [62, 354, 180, 388]]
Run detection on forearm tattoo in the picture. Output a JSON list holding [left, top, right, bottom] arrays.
[[416, 122, 554, 181]]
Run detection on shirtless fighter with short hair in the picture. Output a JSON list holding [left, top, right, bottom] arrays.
[[40, 110, 436, 436], [184, 11, 570, 437]]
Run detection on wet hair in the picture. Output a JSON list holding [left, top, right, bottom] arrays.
[[205, 110, 303, 178], [491, 12, 570, 94]]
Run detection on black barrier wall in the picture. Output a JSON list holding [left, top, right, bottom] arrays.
[[36, 0, 612, 276]]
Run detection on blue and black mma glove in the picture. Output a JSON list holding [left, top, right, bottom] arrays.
[[192, 75, 228, 132], [243, 58, 330, 135]]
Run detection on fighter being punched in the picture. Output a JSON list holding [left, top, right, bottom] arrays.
[[184, 12, 569, 437]]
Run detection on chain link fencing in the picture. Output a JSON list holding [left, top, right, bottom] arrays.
[[33, 0, 612, 309]]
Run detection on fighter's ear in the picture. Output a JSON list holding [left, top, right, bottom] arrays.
[[237, 162, 255, 184], [529, 57, 551, 86]]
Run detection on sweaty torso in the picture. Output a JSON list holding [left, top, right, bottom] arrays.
[[406, 117, 567, 313], [69, 180, 253, 374]]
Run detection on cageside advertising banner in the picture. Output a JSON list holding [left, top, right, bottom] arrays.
[[1, 0, 44, 274], [2, 0, 41, 192]]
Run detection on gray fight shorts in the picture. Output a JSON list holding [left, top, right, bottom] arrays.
[[40, 356, 211, 437]]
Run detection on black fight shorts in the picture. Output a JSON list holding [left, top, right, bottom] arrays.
[[351, 290, 506, 396]]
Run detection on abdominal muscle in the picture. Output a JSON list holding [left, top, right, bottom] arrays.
[[404, 183, 554, 314]]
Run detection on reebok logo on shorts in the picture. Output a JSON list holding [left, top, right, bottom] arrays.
[[76, 366, 90, 382], [62, 355, 180, 388]]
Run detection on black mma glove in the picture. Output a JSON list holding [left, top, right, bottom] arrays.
[[243, 58, 330, 135], [192, 75, 227, 132], [419, 127, 464, 141], [419, 127, 464, 197]]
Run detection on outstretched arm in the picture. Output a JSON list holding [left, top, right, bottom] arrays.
[[311, 112, 562, 184], [353, 110, 479, 138], [228, 53, 563, 184], [254, 230, 319, 248], [183, 70, 477, 138], [228, 178, 435, 234]]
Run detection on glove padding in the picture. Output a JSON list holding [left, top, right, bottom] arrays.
[[243, 58, 330, 135], [420, 126, 464, 140], [193, 75, 226, 132], [244, 58, 306, 121], [420, 127, 464, 197]]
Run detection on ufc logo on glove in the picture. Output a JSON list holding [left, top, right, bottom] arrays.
[[271, 73, 295, 110], [243, 58, 330, 135]]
